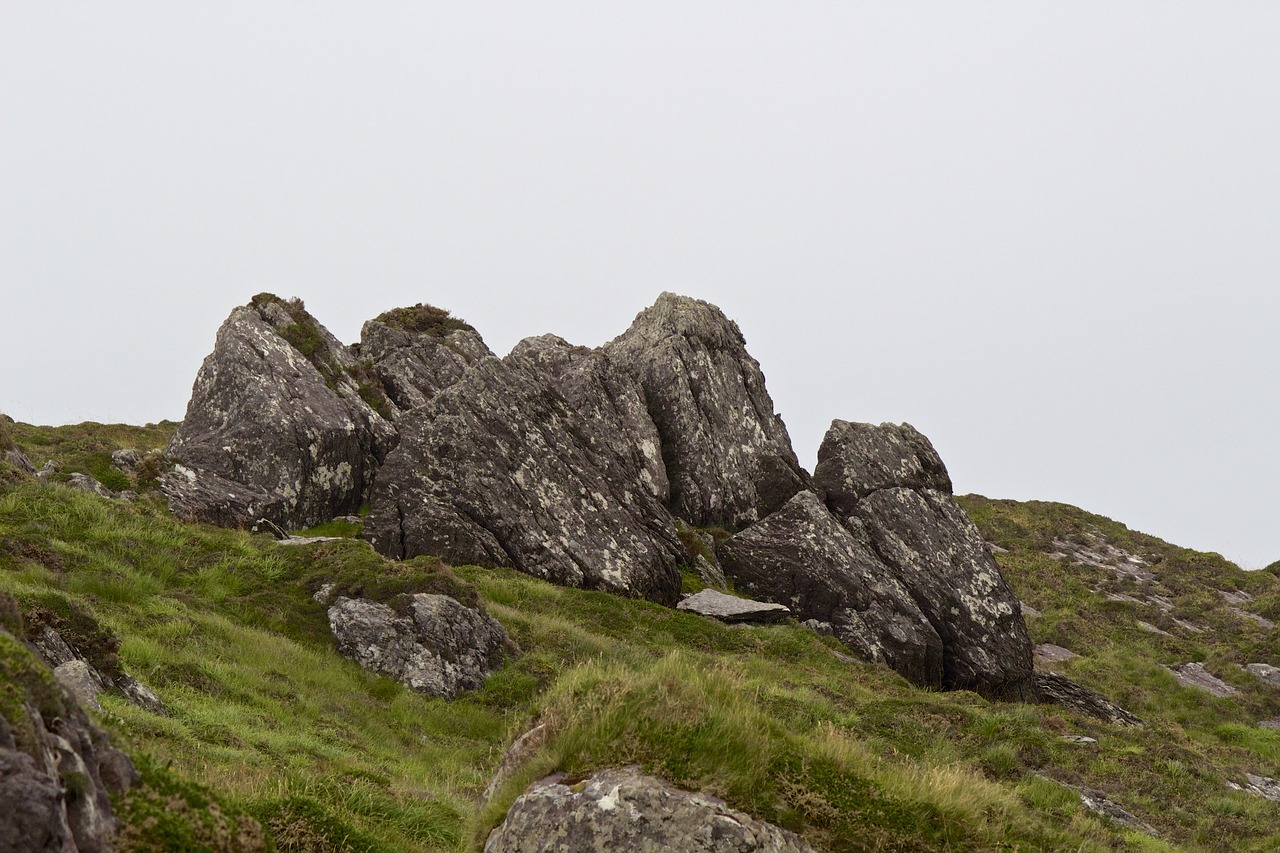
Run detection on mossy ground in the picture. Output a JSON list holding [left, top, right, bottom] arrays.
[[3, 429, 1280, 849]]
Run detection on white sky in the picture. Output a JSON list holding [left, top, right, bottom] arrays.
[[2, 3, 1278, 566]]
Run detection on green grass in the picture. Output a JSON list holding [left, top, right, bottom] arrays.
[[6, 476, 1280, 848]]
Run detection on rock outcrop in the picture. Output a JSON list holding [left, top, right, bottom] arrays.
[[363, 356, 685, 604], [605, 293, 808, 528], [163, 295, 396, 530], [717, 490, 944, 686], [484, 766, 815, 853], [0, 414, 35, 482], [358, 303, 493, 418], [328, 593, 514, 699], [813, 421, 1035, 700], [0, 610, 139, 853]]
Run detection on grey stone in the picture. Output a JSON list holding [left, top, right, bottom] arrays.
[[813, 420, 1035, 700], [1228, 774, 1280, 802], [604, 292, 808, 528], [1136, 621, 1174, 638], [65, 473, 114, 498], [109, 449, 140, 472], [36, 460, 57, 479], [677, 589, 791, 624], [1247, 663, 1280, 686], [1020, 602, 1042, 618], [359, 304, 493, 418], [1033, 672, 1142, 727], [813, 420, 951, 513], [1033, 643, 1079, 667], [1167, 662, 1238, 697], [483, 723, 550, 802], [328, 594, 514, 699], [54, 660, 103, 713], [0, 620, 137, 853], [509, 334, 669, 504], [484, 766, 815, 853], [1072, 784, 1159, 837], [163, 296, 396, 530], [32, 626, 78, 668], [116, 675, 165, 715], [363, 357, 684, 604], [717, 491, 944, 687], [1060, 735, 1098, 746]]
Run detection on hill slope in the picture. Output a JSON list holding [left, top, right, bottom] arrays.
[[3, 422, 1280, 850]]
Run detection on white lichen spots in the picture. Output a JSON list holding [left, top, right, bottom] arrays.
[[597, 784, 623, 812]]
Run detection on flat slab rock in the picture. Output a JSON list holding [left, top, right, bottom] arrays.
[[1167, 662, 1238, 697], [677, 589, 790, 624], [484, 766, 815, 853], [1033, 643, 1079, 668]]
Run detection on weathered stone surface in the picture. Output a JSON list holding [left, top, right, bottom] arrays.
[[483, 723, 550, 801], [1071, 783, 1159, 837], [359, 303, 493, 418], [677, 589, 791, 624], [64, 473, 115, 499], [509, 334, 669, 504], [857, 488, 1033, 698], [328, 593, 513, 699], [1033, 672, 1142, 726], [815, 421, 1035, 700], [1247, 663, 1280, 687], [1167, 662, 1238, 697], [484, 766, 815, 853], [363, 357, 685, 603], [717, 491, 944, 687], [813, 420, 951, 514], [0, 615, 138, 853], [605, 293, 808, 528], [54, 660, 102, 713], [1228, 774, 1280, 802], [1033, 643, 1080, 668], [0, 414, 35, 478], [164, 295, 396, 530]]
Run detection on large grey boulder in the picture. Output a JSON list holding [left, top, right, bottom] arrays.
[[605, 293, 808, 528], [813, 421, 1035, 700], [163, 295, 396, 530], [484, 766, 815, 853], [717, 491, 944, 686], [328, 593, 514, 699], [362, 357, 685, 604], [358, 303, 493, 418]]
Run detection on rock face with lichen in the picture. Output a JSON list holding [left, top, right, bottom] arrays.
[[162, 295, 396, 530], [717, 490, 944, 686], [0, 600, 139, 853], [813, 420, 1035, 700], [362, 356, 685, 604], [358, 304, 493, 419], [483, 766, 815, 853], [327, 593, 514, 699], [604, 292, 809, 528]]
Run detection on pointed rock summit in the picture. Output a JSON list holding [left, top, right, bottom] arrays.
[[358, 303, 493, 418], [605, 292, 809, 528], [162, 294, 396, 529]]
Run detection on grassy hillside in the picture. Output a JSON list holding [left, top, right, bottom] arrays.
[[3, 422, 1280, 850]]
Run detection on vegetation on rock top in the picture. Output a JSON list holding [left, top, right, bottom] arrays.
[[374, 303, 475, 338]]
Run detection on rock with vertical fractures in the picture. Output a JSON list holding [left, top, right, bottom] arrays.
[[604, 293, 809, 529], [163, 294, 396, 530], [362, 356, 685, 604], [813, 420, 1035, 700]]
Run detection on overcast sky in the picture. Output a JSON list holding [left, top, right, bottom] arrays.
[[2, 3, 1277, 567]]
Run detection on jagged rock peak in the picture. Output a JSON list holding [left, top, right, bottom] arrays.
[[605, 292, 808, 528], [813, 420, 951, 513], [359, 302, 493, 418], [163, 294, 396, 530], [362, 356, 685, 604]]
